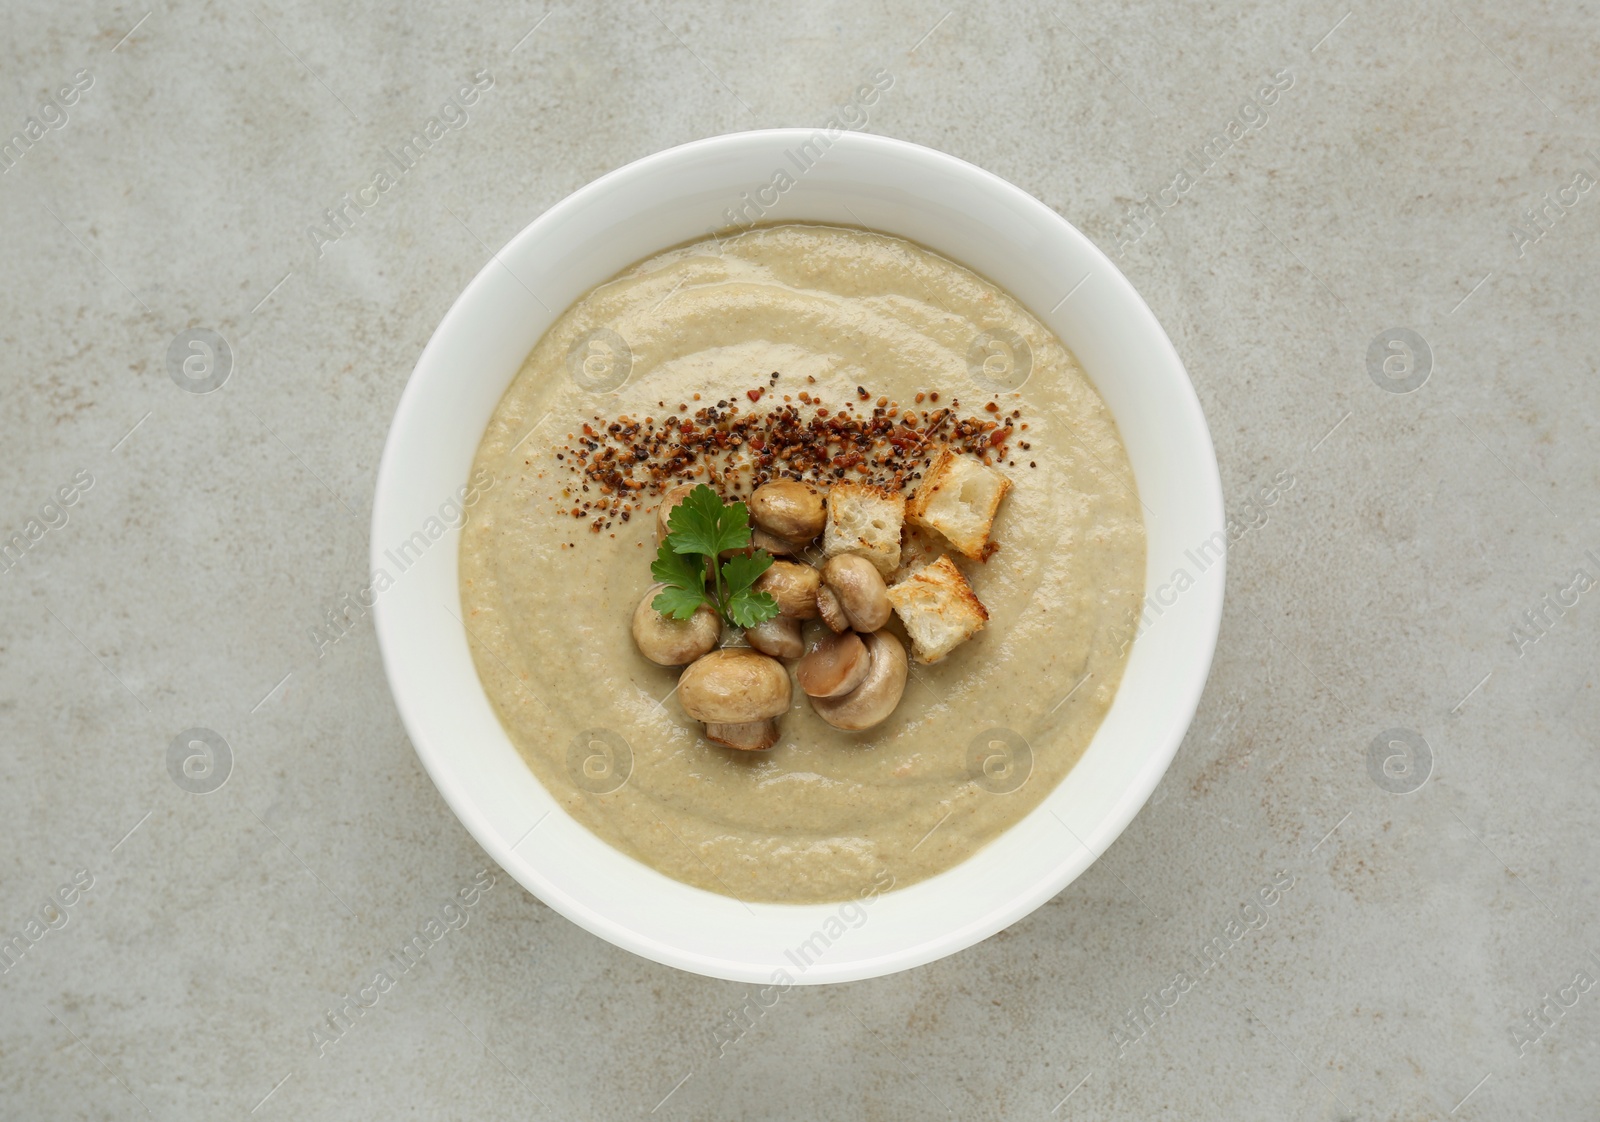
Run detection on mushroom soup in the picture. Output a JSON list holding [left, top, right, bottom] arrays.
[[459, 224, 1145, 903]]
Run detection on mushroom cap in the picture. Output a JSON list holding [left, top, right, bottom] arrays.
[[821, 554, 891, 632], [795, 630, 871, 698], [631, 584, 721, 666], [704, 718, 780, 751], [755, 561, 822, 619], [678, 649, 793, 722], [809, 630, 908, 731], [749, 481, 825, 541], [655, 483, 699, 543], [745, 615, 804, 660]]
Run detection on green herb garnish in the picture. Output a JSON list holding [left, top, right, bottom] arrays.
[[650, 484, 781, 628]]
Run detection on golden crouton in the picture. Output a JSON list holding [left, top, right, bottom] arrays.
[[822, 482, 904, 577], [885, 554, 989, 663], [906, 445, 1012, 560]]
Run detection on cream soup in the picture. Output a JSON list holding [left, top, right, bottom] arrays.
[[459, 224, 1144, 903]]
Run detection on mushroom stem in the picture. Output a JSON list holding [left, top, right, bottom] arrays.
[[816, 585, 849, 633], [751, 527, 804, 557], [705, 719, 780, 751]]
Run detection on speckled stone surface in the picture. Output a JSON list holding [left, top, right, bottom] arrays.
[[3, 2, 1598, 1118]]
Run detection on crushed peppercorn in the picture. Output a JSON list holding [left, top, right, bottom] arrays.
[[542, 378, 1026, 521]]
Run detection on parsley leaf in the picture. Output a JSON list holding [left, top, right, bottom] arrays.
[[646, 487, 784, 630], [652, 584, 707, 620], [650, 543, 706, 619], [726, 586, 780, 628], [720, 549, 780, 628], [666, 484, 751, 558], [720, 549, 774, 597]]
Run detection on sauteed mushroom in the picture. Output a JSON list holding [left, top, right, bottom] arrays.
[[679, 649, 792, 724], [755, 561, 822, 619], [654, 483, 697, 543], [745, 615, 804, 660], [816, 585, 849, 633], [631, 584, 720, 666], [795, 631, 871, 698], [820, 554, 891, 632], [749, 481, 825, 542], [809, 630, 907, 731]]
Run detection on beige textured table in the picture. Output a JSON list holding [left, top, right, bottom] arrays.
[[3, 3, 1597, 1118]]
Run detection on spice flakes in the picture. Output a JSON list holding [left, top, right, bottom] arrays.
[[547, 380, 1026, 533]]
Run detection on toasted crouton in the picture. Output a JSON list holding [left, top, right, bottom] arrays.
[[822, 482, 904, 577], [906, 445, 1012, 560], [886, 554, 989, 663]]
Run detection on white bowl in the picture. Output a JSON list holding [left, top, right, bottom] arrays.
[[372, 130, 1224, 984]]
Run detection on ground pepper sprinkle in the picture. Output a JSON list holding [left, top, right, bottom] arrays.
[[545, 378, 1025, 529]]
